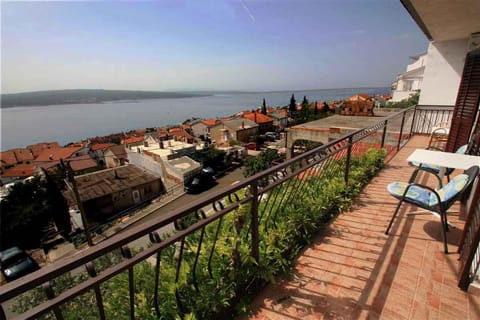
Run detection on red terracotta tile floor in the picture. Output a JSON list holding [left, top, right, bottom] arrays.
[[242, 135, 480, 320]]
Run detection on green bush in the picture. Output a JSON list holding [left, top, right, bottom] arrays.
[[13, 149, 386, 320]]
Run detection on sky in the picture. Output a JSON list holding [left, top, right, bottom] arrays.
[[1, 0, 428, 94]]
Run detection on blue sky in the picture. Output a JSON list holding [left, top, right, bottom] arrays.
[[1, 0, 428, 93]]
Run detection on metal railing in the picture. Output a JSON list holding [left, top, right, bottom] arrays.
[[411, 105, 454, 134], [0, 106, 422, 319]]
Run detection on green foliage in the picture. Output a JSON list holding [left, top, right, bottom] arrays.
[[243, 149, 279, 177], [12, 148, 386, 319], [385, 91, 419, 108], [228, 139, 241, 146], [0, 175, 69, 249]]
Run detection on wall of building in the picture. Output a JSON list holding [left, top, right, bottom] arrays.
[[419, 39, 469, 106], [126, 150, 165, 180]]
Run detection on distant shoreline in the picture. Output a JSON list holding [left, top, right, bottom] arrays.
[[1, 87, 387, 108], [0, 89, 212, 108]]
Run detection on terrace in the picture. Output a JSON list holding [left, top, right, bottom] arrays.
[[1, 105, 479, 320]]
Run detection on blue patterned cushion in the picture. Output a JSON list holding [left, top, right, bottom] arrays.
[[436, 174, 469, 203], [455, 144, 468, 154], [387, 174, 468, 207]]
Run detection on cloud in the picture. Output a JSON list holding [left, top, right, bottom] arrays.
[[394, 33, 412, 39], [241, 1, 255, 23], [350, 29, 366, 35]]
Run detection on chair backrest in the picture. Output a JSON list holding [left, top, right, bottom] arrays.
[[439, 166, 479, 210]]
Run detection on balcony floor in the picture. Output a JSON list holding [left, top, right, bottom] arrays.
[[243, 135, 480, 320]]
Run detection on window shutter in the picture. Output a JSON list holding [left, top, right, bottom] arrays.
[[446, 48, 480, 153]]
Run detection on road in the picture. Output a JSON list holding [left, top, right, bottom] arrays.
[[123, 167, 245, 249]]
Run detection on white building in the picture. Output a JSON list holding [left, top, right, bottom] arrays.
[[391, 53, 426, 102]]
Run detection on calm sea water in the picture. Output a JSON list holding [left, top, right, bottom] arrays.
[[1, 87, 388, 151]]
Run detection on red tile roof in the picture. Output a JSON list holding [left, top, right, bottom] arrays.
[[67, 155, 98, 172], [242, 112, 273, 124], [27, 142, 61, 158], [12, 149, 34, 162], [35, 147, 83, 162], [1, 164, 36, 177], [91, 143, 116, 152], [0, 150, 17, 166], [202, 119, 217, 126], [121, 136, 144, 145]]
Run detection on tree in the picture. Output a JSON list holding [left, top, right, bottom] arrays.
[[289, 94, 296, 118], [302, 96, 309, 108], [261, 98, 267, 115], [0, 177, 51, 249], [0, 171, 71, 249], [322, 101, 330, 113], [243, 149, 279, 177]]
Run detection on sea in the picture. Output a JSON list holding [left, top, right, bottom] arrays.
[[1, 87, 389, 151]]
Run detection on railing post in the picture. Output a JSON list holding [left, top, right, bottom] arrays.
[[344, 136, 353, 186], [397, 111, 407, 151], [409, 106, 417, 136], [250, 180, 260, 263], [381, 120, 388, 148]]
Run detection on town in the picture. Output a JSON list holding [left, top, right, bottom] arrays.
[[0, 92, 398, 272]]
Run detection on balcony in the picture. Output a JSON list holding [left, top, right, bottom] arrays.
[[1, 106, 479, 320], [244, 134, 480, 319]]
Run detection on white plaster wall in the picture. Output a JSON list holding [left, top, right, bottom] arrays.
[[419, 39, 469, 106], [406, 54, 426, 72]]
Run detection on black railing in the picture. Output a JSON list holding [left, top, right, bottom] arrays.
[[0, 107, 418, 319]]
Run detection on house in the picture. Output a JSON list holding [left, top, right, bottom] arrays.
[[89, 143, 116, 166], [191, 119, 218, 138], [66, 155, 99, 175], [136, 139, 196, 161], [104, 145, 128, 168], [66, 164, 164, 221], [0, 150, 19, 173], [267, 111, 288, 130], [34, 146, 84, 169], [338, 100, 375, 116], [402, 0, 479, 153], [27, 142, 61, 158], [210, 118, 259, 144], [121, 136, 144, 147], [347, 94, 371, 101], [0, 164, 37, 185], [391, 52, 426, 102], [0, 148, 35, 175], [169, 127, 194, 144], [241, 112, 274, 134]]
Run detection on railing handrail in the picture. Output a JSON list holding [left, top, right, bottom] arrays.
[[0, 106, 418, 305]]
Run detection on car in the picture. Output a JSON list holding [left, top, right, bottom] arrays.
[[0, 247, 40, 282], [245, 142, 257, 150], [184, 168, 217, 194], [265, 132, 278, 141]]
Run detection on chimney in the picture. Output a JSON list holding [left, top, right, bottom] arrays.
[[241, 121, 244, 129], [255, 113, 257, 123], [160, 139, 164, 149]]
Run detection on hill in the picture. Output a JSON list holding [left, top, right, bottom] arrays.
[[1, 89, 211, 108]]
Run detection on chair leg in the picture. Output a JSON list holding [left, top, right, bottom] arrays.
[[440, 210, 448, 254], [386, 199, 403, 235]]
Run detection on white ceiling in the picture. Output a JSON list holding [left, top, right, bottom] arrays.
[[407, 0, 480, 41]]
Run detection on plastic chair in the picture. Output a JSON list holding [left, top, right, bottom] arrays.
[[428, 122, 449, 150], [385, 166, 479, 253]]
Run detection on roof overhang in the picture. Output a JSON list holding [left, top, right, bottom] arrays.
[[401, 0, 480, 41]]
